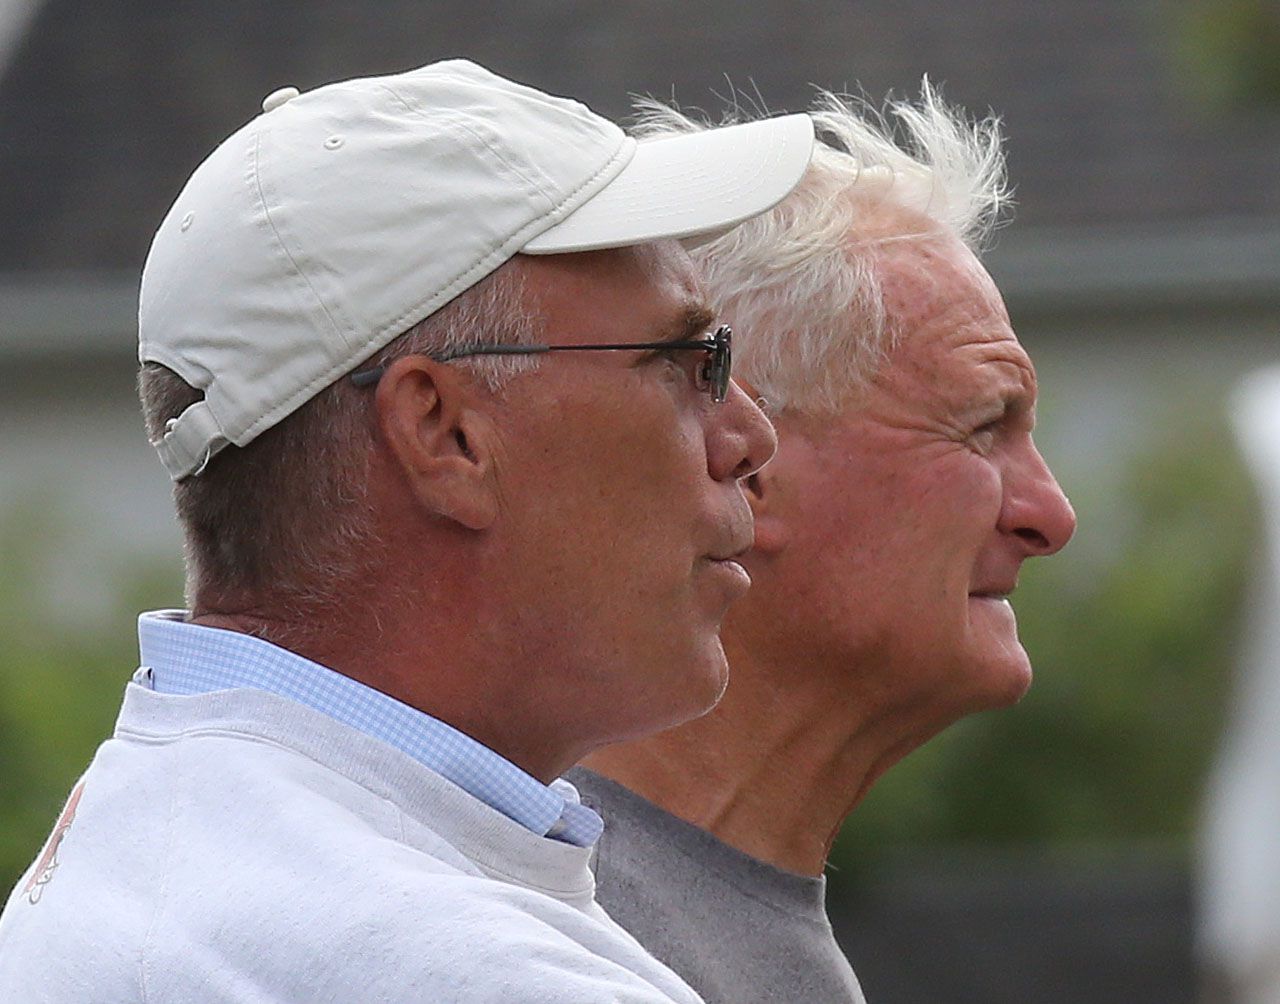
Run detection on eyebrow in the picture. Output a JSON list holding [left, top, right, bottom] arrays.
[[987, 388, 1037, 429], [660, 303, 717, 344]]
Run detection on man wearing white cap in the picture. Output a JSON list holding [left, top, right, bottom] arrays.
[[0, 60, 809, 1002]]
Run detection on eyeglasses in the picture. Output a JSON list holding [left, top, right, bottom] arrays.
[[350, 324, 734, 403]]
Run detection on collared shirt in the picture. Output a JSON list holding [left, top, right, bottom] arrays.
[[135, 610, 603, 847]]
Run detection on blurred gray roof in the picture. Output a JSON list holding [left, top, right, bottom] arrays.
[[2, 0, 1279, 272]]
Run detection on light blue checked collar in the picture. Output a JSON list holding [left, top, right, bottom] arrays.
[[135, 610, 603, 847]]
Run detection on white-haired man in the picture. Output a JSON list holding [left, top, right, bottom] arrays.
[[0, 60, 809, 1002], [571, 87, 1077, 1002]]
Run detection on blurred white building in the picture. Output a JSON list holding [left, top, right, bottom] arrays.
[[1201, 368, 1280, 1004]]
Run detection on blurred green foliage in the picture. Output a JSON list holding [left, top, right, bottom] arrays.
[[833, 397, 1256, 877], [0, 398, 1258, 900], [1174, 0, 1280, 110], [0, 498, 181, 896]]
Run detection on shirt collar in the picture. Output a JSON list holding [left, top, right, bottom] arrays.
[[136, 610, 603, 847]]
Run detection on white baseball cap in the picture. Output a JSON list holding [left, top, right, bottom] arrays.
[[139, 58, 814, 480]]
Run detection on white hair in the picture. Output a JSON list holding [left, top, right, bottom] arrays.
[[632, 81, 1011, 414]]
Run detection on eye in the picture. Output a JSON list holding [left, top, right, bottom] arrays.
[[969, 418, 1001, 453], [654, 346, 704, 387], [694, 352, 713, 391]]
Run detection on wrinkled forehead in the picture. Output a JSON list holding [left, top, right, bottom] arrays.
[[876, 231, 1004, 331], [871, 230, 1037, 397]]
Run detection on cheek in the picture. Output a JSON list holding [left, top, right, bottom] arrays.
[[812, 454, 981, 573], [917, 452, 1006, 553], [536, 414, 712, 588], [812, 454, 1005, 623]]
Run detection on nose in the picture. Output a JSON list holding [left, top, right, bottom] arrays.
[[706, 379, 778, 482], [1000, 439, 1077, 557]]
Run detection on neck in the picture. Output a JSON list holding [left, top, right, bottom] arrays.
[[190, 542, 584, 784], [582, 640, 946, 876]]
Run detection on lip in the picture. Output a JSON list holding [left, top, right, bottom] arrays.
[[708, 539, 752, 563], [706, 556, 752, 594], [969, 576, 1018, 599], [709, 554, 749, 572]]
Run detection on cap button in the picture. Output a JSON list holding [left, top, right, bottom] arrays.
[[261, 86, 301, 113]]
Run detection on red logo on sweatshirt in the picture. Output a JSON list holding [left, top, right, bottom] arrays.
[[24, 781, 85, 905]]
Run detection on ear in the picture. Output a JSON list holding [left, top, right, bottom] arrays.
[[373, 356, 498, 530], [744, 463, 788, 554]]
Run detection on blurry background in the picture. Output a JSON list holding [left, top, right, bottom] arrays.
[[1, 2, 1278, 1001]]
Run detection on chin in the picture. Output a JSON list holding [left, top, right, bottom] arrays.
[[994, 661, 1034, 706], [676, 646, 731, 723], [612, 647, 728, 744], [941, 643, 1033, 718], [962, 603, 1034, 708], [971, 648, 1034, 710]]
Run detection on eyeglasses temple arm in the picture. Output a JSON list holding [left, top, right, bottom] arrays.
[[349, 334, 722, 386]]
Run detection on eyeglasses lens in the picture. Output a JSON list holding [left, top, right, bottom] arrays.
[[708, 326, 732, 402]]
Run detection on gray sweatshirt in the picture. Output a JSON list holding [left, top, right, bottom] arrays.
[[569, 768, 867, 1003]]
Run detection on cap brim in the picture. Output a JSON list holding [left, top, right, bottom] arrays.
[[521, 112, 814, 254]]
